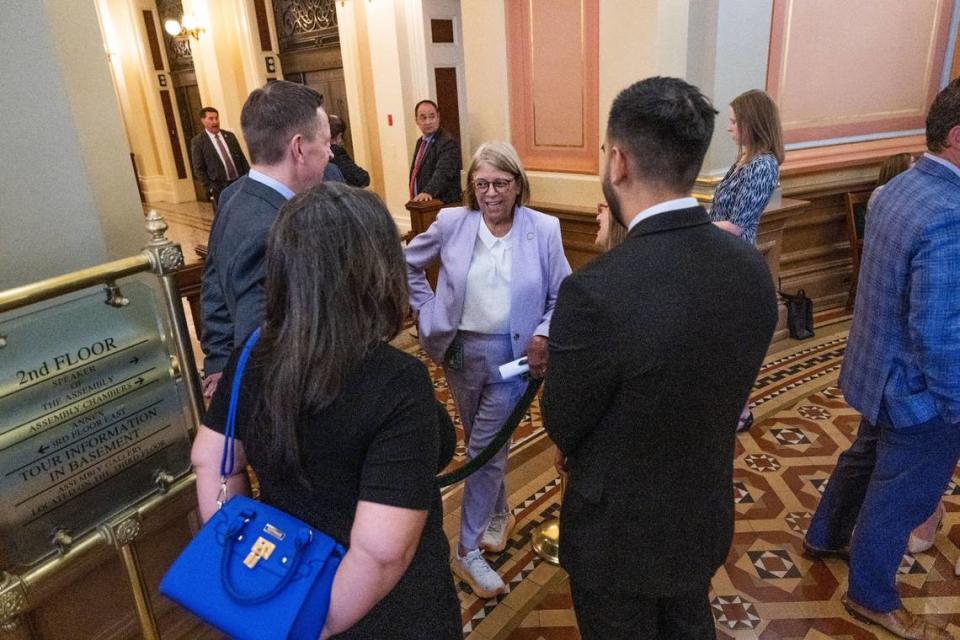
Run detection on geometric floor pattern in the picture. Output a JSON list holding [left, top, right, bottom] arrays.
[[419, 323, 960, 639], [502, 401, 960, 638], [161, 206, 960, 639]]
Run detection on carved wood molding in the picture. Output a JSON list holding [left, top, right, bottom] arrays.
[[156, 0, 193, 72], [273, 0, 340, 53]]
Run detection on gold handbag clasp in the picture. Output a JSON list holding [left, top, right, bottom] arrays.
[[243, 536, 276, 569]]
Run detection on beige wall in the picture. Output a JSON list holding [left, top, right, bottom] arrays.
[[98, 0, 276, 205], [463, 0, 695, 209], [186, 0, 268, 139], [98, 0, 197, 203], [338, 0, 448, 230], [0, 0, 144, 289]]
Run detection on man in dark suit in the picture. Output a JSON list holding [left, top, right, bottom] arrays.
[[542, 77, 778, 639], [803, 80, 960, 640], [200, 81, 332, 397], [190, 107, 250, 208], [409, 99, 461, 203]]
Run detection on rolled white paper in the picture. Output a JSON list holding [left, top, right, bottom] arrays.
[[499, 357, 529, 380]]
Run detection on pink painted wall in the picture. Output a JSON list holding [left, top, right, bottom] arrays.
[[767, 0, 954, 144], [507, 0, 599, 173]]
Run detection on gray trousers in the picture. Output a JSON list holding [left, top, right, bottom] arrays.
[[444, 331, 525, 551]]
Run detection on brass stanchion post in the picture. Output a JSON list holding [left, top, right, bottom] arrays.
[[531, 471, 565, 565], [141, 210, 204, 427], [100, 514, 159, 640]]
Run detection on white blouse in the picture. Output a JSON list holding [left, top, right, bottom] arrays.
[[458, 221, 512, 334]]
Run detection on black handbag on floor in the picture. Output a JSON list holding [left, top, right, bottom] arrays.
[[779, 281, 814, 340]]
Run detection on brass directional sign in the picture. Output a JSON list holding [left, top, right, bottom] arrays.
[[0, 281, 193, 568]]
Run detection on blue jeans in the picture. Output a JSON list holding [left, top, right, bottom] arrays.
[[806, 415, 960, 612]]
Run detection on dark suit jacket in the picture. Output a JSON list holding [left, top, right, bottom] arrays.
[[190, 129, 250, 194], [408, 129, 461, 203], [542, 206, 777, 596], [331, 144, 370, 187], [200, 177, 286, 374]]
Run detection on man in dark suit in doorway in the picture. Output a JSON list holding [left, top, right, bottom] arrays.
[[200, 81, 332, 397], [542, 76, 778, 639], [408, 99, 461, 204], [190, 106, 250, 208]]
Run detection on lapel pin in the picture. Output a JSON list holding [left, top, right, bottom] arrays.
[[527, 232, 534, 240]]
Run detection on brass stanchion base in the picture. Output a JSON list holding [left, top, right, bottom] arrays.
[[532, 467, 566, 565], [531, 517, 560, 565]]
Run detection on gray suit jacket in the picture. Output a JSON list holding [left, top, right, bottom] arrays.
[[190, 129, 249, 193], [200, 177, 287, 374]]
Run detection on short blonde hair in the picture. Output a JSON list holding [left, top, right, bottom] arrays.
[[464, 141, 531, 211]]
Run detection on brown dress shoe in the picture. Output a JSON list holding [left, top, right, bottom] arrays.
[[842, 594, 954, 639]]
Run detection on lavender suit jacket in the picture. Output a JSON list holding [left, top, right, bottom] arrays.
[[405, 205, 572, 365]]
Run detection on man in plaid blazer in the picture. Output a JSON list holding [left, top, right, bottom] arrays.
[[805, 78, 960, 640]]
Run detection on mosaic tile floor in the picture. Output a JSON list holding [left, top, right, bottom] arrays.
[[416, 323, 960, 639]]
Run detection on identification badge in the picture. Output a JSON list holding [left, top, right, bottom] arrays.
[[445, 342, 464, 371]]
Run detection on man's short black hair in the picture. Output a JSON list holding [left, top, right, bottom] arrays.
[[199, 106, 218, 119], [607, 77, 717, 192], [927, 77, 960, 153], [414, 99, 439, 117]]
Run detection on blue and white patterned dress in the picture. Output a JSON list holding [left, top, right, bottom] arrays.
[[709, 152, 779, 246]]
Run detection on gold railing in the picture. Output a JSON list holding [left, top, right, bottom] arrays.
[[0, 211, 203, 639]]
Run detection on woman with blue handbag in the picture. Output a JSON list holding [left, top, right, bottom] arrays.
[[188, 183, 462, 639]]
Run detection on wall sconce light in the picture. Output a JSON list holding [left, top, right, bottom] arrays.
[[164, 14, 204, 39]]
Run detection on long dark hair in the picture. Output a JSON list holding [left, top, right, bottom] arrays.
[[252, 182, 408, 482]]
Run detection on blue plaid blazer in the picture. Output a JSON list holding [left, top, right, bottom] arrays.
[[839, 155, 960, 428]]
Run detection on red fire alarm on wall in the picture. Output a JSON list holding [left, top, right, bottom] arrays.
[[387, 114, 393, 126]]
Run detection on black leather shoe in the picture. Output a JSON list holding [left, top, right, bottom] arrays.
[[802, 539, 849, 561]]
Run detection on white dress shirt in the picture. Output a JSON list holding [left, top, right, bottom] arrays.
[[206, 130, 235, 175], [247, 169, 294, 200], [627, 196, 700, 232], [458, 221, 513, 334]]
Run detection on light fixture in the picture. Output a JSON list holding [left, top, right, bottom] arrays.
[[164, 14, 204, 39]]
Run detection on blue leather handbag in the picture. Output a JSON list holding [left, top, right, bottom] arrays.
[[160, 329, 345, 639]]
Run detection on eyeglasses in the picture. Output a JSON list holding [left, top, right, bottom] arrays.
[[473, 178, 515, 193]]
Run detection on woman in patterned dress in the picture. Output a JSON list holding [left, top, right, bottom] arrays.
[[710, 89, 784, 431]]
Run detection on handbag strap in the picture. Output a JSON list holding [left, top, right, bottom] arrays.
[[219, 328, 263, 480]]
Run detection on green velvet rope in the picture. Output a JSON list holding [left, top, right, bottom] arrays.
[[436, 377, 542, 487]]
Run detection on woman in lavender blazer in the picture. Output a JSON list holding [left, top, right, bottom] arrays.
[[405, 141, 571, 598]]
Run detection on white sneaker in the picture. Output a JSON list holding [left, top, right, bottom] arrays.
[[451, 548, 506, 598], [480, 512, 516, 554]]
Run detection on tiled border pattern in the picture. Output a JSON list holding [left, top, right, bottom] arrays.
[[495, 385, 960, 639]]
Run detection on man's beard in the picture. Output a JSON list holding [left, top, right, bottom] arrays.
[[601, 175, 627, 229]]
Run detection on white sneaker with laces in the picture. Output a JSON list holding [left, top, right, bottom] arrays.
[[451, 548, 506, 598], [480, 512, 516, 554]]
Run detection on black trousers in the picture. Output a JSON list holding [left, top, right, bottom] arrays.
[[570, 579, 715, 640]]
